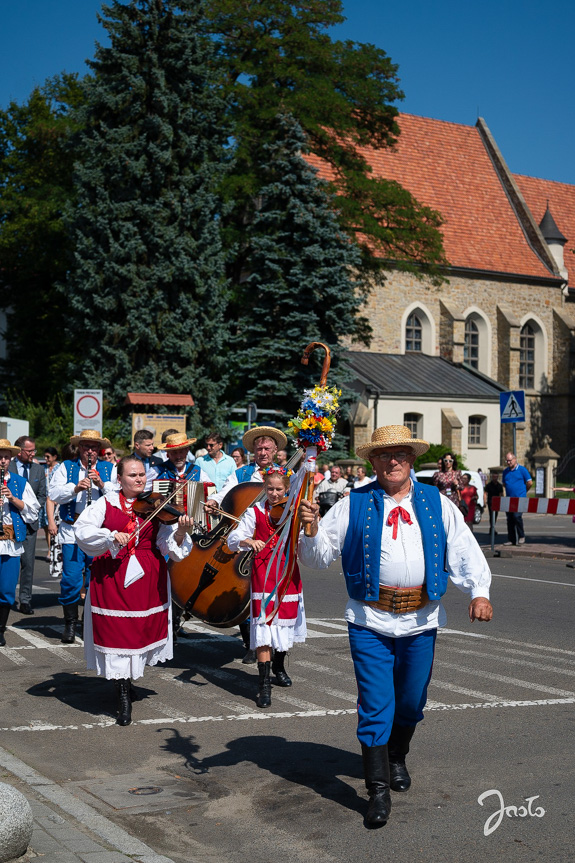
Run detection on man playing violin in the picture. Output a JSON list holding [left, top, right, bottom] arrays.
[[49, 430, 117, 644]]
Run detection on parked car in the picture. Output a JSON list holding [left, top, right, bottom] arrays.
[[415, 469, 485, 524]]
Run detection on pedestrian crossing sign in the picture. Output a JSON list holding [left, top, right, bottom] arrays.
[[500, 390, 525, 423]]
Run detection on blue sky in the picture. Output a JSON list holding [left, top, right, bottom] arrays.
[[1, 0, 573, 183]]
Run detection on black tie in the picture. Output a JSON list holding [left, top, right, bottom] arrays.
[[23, 464, 29, 480]]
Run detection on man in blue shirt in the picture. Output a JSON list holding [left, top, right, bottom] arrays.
[[502, 452, 532, 545], [195, 433, 236, 492]]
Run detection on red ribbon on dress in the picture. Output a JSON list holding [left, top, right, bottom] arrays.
[[387, 506, 413, 540]]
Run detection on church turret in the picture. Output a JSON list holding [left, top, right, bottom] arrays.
[[539, 203, 568, 280]]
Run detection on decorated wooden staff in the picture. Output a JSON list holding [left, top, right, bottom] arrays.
[[289, 341, 340, 536], [257, 342, 341, 623]]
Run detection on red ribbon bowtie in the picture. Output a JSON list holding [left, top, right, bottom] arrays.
[[387, 506, 413, 540]]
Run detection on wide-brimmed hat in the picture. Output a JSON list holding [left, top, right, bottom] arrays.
[[242, 425, 287, 453], [158, 432, 197, 451], [0, 439, 20, 455], [70, 429, 105, 447], [356, 425, 429, 460]]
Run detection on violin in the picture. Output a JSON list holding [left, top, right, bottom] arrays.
[[268, 496, 289, 525], [132, 490, 186, 525]]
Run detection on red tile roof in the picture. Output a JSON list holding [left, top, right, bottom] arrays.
[[125, 392, 194, 406], [308, 113, 559, 280], [514, 173, 575, 280]]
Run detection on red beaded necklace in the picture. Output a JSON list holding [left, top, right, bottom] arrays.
[[119, 492, 138, 554]]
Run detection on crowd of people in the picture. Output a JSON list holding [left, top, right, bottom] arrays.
[[0, 423, 500, 828]]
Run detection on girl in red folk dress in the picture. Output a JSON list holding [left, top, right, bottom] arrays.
[[74, 456, 193, 726], [227, 468, 306, 709]]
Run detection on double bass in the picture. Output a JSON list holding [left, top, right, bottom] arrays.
[[169, 457, 299, 628]]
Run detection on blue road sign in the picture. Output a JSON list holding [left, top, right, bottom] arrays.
[[500, 390, 525, 423]]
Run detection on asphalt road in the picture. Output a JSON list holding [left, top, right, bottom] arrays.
[[1, 531, 574, 863]]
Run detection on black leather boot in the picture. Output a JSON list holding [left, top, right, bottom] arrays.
[[239, 621, 256, 664], [256, 661, 271, 709], [61, 603, 79, 644], [0, 603, 10, 647], [388, 724, 416, 792], [271, 651, 292, 687], [116, 678, 132, 726], [361, 744, 392, 828]]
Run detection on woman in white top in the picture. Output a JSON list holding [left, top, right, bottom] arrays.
[[74, 456, 194, 726]]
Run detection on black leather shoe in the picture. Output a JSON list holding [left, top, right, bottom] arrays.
[[242, 648, 257, 664], [256, 661, 271, 708], [389, 760, 411, 792], [271, 651, 292, 686], [362, 744, 392, 828], [116, 679, 132, 726], [365, 788, 392, 828], [273, 669, 292, 687], [18, 603, 34, 615]]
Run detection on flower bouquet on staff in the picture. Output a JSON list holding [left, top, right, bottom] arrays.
[[257, 384, 341, 624]]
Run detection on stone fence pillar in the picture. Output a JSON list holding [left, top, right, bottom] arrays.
[[532, 435, 560, 498]]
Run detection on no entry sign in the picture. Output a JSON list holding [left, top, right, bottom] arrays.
[[74, 389, 103, 436]]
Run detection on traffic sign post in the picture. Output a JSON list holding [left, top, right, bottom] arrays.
[[499, 390, 525, 455], [74, 389, 103, 436]]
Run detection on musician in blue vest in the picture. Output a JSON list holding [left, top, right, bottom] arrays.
[[0, 439, 41, 646], [149, 432, 211, 485], [49, 430, 116, 644], [207, 426, 288, 509], [298, 425, 493, 828]]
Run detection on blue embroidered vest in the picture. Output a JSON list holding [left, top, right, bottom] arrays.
[[155, 461, 200, 482], [5, 473, 27, 542], [341, 481, 448, 601], [235, 463, 280, 483], [59, 459, 114, 524]]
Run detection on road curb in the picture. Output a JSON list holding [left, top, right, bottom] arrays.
[[0, 746, 176, 863]]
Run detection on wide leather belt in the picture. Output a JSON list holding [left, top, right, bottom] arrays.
[[366, 585, 428, 614], [0, 523, 15, 541]]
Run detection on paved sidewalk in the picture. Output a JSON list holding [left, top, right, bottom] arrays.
[[1, 747, 176, 863]]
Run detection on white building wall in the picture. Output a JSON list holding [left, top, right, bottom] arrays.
[[369, 396, 501, 470]]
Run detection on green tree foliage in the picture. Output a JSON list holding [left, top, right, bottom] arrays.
[[230, 114, 368, 426], [0, 75, 83, 399], [207, 0, 447, 281], [64, 0, 229, 436]]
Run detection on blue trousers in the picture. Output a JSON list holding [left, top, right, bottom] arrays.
[[59, 544, 93, 607], [0, 555, 23, 606], [348, 623, 437, 747]]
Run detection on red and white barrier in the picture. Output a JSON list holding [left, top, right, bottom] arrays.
[[491, 496, 575, 515]]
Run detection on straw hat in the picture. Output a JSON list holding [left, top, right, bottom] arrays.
[[158, 432, 197, 451], [0, 439, 20, 455], [70, 429, 105, 447], [242, 425, 287, 453], [356, 425, 429, 460]]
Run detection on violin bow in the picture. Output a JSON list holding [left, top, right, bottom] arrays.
[[124, 482, 187, 544]]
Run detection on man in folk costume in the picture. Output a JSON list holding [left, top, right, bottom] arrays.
[[205, 425, 288, 663], [149, 432, 211, 484], [49, 430, 117, 644], [0, 440, 40, 646], [9, 435, 47, 615], [207, 426, 288, 505], [298, 425, 493, 828]]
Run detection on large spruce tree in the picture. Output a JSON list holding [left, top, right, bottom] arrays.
[[231, 115, 367, 420], [207, 0, 447, 283], [65, 0, 229, 434]]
